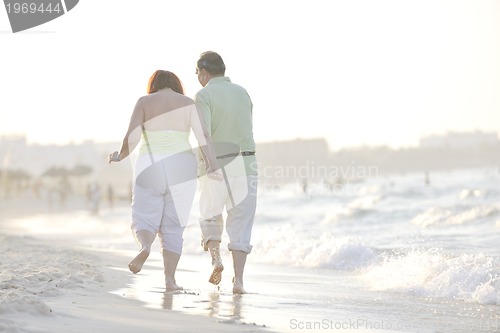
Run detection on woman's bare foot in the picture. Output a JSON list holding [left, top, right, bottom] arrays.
[[128, 249, 150, 274], [208, 259, 224, 285]]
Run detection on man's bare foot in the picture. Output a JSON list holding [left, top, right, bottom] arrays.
[[128, 249, 150, 274], [165, 281, 183, 291], [208, 259, 224, 285], [232, 278, 246, 294]]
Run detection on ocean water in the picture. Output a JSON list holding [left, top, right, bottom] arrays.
[[3, 167, 499, 332], [241, 167, 500, 332], [125, 167, 500, 332]]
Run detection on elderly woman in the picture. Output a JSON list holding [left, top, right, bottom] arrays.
[[109, 70, 221, 290]]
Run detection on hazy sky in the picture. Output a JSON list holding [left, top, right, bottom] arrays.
[[1, 0, 499, 149]]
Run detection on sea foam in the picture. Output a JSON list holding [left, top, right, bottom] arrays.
[[411, 204, 500, 228], [251, 224, 377, 270], [321, 194, 382, 224], [361, 249, 500, 305]]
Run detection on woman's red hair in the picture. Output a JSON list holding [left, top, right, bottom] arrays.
[[147, 70, 184, 95]]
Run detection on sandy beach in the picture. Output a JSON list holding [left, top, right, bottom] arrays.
[[0, 198, 272, 333]]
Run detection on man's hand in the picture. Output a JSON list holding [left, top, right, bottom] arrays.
[[208, 169, 223, 182]]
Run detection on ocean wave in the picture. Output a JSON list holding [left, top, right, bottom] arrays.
[[250, 224, 377, 270], [322, 195, 382, 224], [459, 189, 489, 200], [411, 205, 500, 228], [251, 220, 500, 306], [0, 320, 26, 333], [361, 249, 500, 305]]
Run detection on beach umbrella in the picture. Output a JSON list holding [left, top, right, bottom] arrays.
[[68, 164, 93, 194], [69, 164, 93, 177], [0, 168, 32, 180], [42, 166, 71, 178]]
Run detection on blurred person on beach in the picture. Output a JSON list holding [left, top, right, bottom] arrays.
[[195, 51, 258, 294], [107, 184, 114, 209], [109, 70, 221, 291], [88, 182, 101, 215]]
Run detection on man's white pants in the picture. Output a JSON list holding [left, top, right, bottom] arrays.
[[199, 174, 258, 254]]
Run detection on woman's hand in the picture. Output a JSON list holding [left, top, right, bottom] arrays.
[[108, 151, 120, 164]]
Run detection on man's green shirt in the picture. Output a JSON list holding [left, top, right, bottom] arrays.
[[195, 77, 257, 176]]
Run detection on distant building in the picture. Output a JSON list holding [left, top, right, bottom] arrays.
[[419, 131, 499, 149], [257, 138, 330, 164], [0, 135, 28, 156], [0, 135, 28, 170], [256, 138, 331, 184]]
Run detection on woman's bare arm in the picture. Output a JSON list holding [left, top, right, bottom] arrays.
[[109, 98, 144, 163]]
